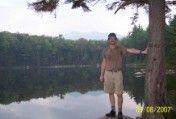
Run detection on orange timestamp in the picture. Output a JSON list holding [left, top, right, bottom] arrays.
[[136, 106, 172, 113]]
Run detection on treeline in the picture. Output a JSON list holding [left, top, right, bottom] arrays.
[[119, 25, 148, 64], [0, 33, 107, 66], [165, 16, 176, 68], [0, 16, 176, 67]]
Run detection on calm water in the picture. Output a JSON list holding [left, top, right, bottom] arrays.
[[0, 66, 175, 119]]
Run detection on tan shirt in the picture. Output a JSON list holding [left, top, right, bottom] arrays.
[[102, 46, 127, 70]]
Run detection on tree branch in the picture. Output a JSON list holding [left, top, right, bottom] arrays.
[[166, 0, 176, 5], [71, 0, 91, 12], [114, 0, 148, 14], [28, 0, 59, 12]]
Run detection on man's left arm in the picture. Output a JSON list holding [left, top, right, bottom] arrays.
[[126, 47, 148, 54]]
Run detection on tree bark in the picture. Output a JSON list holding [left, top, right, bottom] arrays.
[[142, 0, 168, 119]]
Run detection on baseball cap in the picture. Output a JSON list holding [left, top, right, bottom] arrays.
[[108, 32, 117, 39]]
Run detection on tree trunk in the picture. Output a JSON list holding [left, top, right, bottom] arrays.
[[142, 0, 168, 119]]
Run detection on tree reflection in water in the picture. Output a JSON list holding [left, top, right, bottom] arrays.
[[0, 66, 175, 118]]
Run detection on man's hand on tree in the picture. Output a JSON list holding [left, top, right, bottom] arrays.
[[141, 47, 148, 54]]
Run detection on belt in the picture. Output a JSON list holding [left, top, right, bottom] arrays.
[[106, 69, 121, 72]]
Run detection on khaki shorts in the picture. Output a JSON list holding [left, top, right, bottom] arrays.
[[104, 70, 123, 94]]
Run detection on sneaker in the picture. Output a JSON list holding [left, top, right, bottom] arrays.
[[105, 110, 116, 117], [118, 111, 123, 119]]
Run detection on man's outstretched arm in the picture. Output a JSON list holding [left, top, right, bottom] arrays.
[[127, 47, 148, 54]]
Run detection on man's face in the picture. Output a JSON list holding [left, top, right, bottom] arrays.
[[108, 37, 117, 45]]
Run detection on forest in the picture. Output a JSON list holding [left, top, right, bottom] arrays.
[[0, 16, 175, 68]]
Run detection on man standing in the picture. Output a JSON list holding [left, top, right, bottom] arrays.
[[99, 33, 147, 119]]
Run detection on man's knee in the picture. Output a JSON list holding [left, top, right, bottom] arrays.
[[117, 94, 123, 98], [109, 93, 114, 96]]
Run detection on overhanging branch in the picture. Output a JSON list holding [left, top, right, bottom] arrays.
[[28, 0, 59, 13], [113, 0, 148, 14], [166, 0, 176, 5]]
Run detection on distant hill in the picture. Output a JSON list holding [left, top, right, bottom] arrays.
[[64, 31, 124, 40]]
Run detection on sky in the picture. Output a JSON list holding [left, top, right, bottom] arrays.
[[0, 92, 141, 119], [0, 0, 149, 37]]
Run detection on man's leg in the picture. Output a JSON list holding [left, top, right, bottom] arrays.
[[109, 93, 115, 108], [114, 71, 124, 118], [105, 93, 116, 117], [117, 94, 123, 119], [104, 71, 116, 117], [117, 94, 123, 112]]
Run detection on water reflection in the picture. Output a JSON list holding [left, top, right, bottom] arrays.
[[0, 67, 102, 104], [0, 91, 140, 119], [0, 67, 145, 105], [0, 67, 175, 119]]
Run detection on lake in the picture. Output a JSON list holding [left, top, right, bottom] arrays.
[[0, 66, 175, 119]]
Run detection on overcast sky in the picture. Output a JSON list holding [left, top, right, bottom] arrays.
[[0, 0, 150, 37]]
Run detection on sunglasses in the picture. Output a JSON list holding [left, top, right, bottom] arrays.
[[108, 37, 117, 40]]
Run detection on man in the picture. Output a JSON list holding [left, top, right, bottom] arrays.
[[99, 33, 147, 119]]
